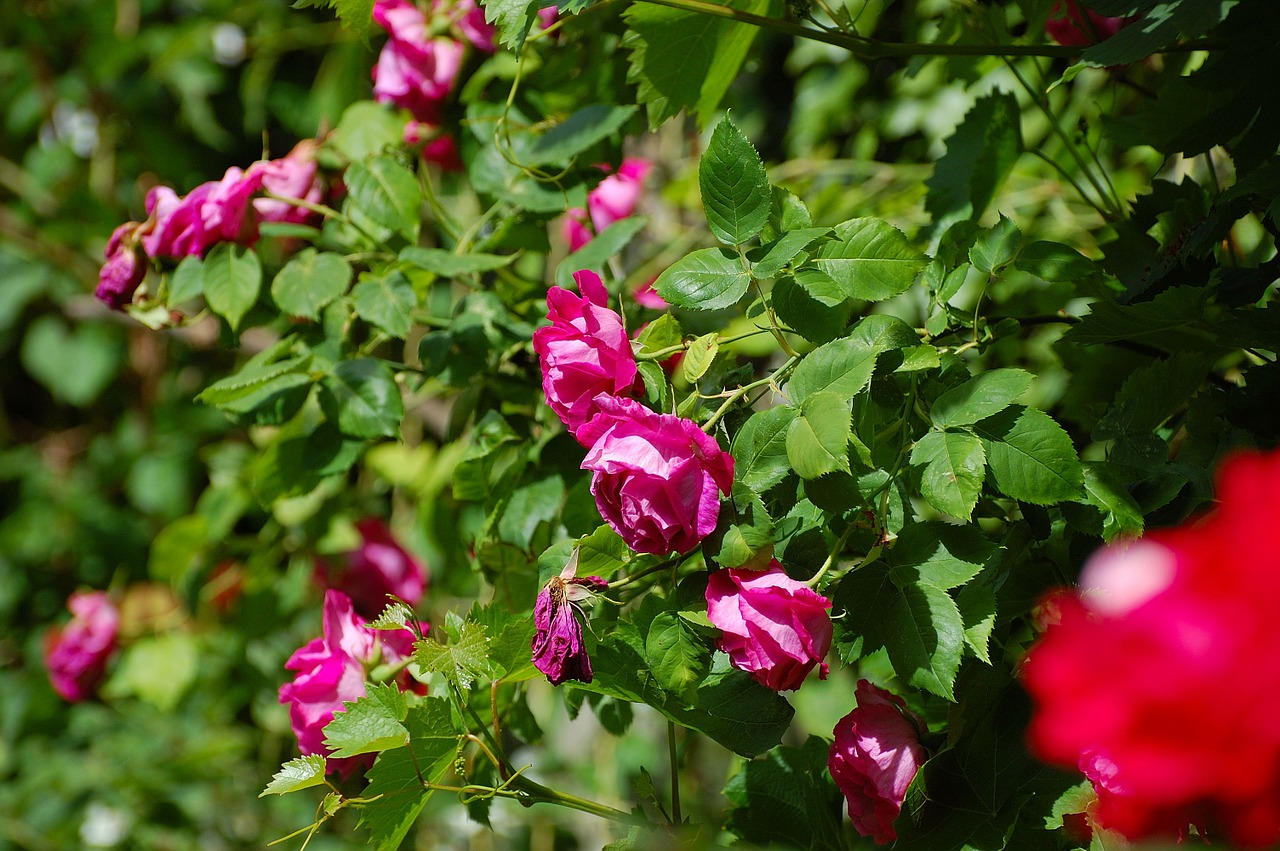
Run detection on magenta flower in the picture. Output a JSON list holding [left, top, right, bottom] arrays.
[[531, 557, 606, 685], [372, 0, 465, 125], [562, 158, 651, 252], [96, 222, 147, 309], [249, 140, 324, 226], [1046, 0, 1139, 46], [43, 591, 120, 702], [828, 680, 927, 845], [533, 270, 640, 441], [315, 518, 428, 620], [278, 590, 422, 776], [452, 0, 497, 51], [578, 395, 734, 555], [140, 167, 264, 260], [705, 561, 832, 691]]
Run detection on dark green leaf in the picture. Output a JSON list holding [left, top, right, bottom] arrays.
[[346, 156, 422, 242], [699, 115, 771, 246], [810, 218, 924, 301], [271, 249, 350, 319], [400, 247, 516, 276], [786, 392, 851, 480], [352, 269, 416, 339], [974, 406, 1084, 505], [1080, 0, 1227, 67], [1062, 286, 1213, 349], [968, 215, 1022, 275], [723, 737, 845, 850], [957, 584, 996, 664], [889, 521, 997, 590], [319, 358, 404, 439], [527, 104, 638, 166], [910, 430, 986, 520], [930, 368, 1033, 429], [359, 699, 459, 849], [652, 247, 750, 310], [1081, 461, 1145, 541], [732, 405, 798, 492], [1014, 241, 1097, 282], [925, 91, 1023, 227], [646, 612, 711, 698]]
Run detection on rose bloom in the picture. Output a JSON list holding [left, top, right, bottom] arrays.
[[315, 518, 428, 620], [828, 680, 927, 845], [44, 591, 120, 702], [140, 166, 265, 260], [1023, 450, 1280, 847], [1046, 0, 1139, 46], [533, 270, 640, 441], [705, 561, 832, 691], [249, 140, 324, 226], [372, 0, 465, 125], [531, 556, 606, 685], [578, 395, 734, 555], [278, 590, 424, 776], [563, 158, 651, 252], [96, 222, 147, 309]]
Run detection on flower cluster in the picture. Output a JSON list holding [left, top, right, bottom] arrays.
[[314, 518, 428, 620], [562, 158, 652, 252], [531, 557, 607, 685], [705, 562, 832, 691], [827, 680, 927, 845], [43, 591, 120, 702], [96, 140, 324, 309], [1023, 450, 1280, 847], [278, 590, 425, 776]]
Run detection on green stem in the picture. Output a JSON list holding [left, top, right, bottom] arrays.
[[609, 556, 682, 591], [512, 775, 651, 826], [667, 721, 682, 826], [701, 355, 800, 433], [628, 0, 1221, 58], [805, 523, 856, 589]]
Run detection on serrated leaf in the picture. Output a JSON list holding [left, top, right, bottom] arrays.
[[682, 333, 719, 383], [196, 355, 312, 408], [652, 247, 750, 310], [732, 405, 798, 492], [911, 430, 986, 520], [203, 243, 262, 331], [271, 249, 351, 319], [968, 214, 1022, 274], [723, 737, 845, 851], [323, 683, 410, 758], [957, 584, 996, 664], [527, 104, 638, 166], [974, 406, 1083, 505], [480, 0, 543, 49], [716, 482, 775, 569], [260, 755, 329, 796], [1080, 0, 1227, 68], [1081, 461, 1145, 541], [699, 116, 771, 246], [771, 273, 853, 344], [370, 602, 415, 631], [751, 228, 831, 279], [1062, 286, 1213, 349], [646, 612, 711, 698], [415, 621, 496, 692], [785, 392, 851, 480], [399, 247, 516, 276], [1014, 240, 1097, 282], [889, 521, 997, 590], [809, 217, 924, 302], [635, 312, 683, 353], [353, 269, 416, 339], [925, 91, 1022, 227], [787, 315, 917, 403], [930, 368, 1033, 429], [345, 156, 422, 242], [319, 358, 404, 439]]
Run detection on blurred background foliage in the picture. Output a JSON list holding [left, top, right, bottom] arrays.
[[2, 0, 1274, 847]]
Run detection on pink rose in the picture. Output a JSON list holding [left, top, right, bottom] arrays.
[[562, 158, 651, 251], [452, 0, 497, 52], [828, 680, 927, 845], [1046, 0, 1139, 46], [278, 590, 422, 776], [96, 222, 147, 309], [705, 561, 832, 691], [372, 0, 464, 124], [577, 395, 734, 555], [1023, 450, 1280, 846], [141, 167, 264, 259], [531, 556, 606, 685], [43, 591, 119, 702], [405, 122, 464, 171], [249, 140, 324, 226], [633, 278, 668, 310], [315, 518, 428, 620], [533, 270, 640, 441]]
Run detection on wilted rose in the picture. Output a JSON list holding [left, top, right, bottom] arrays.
[[705, 561, 832, 691], [533, 270, 640, 440], [578, 395, 734, 555], [44, 591, 120, 702], [828, 680, 927, 845], [95, 222, 147, 309], [531, 554, 606, 685]]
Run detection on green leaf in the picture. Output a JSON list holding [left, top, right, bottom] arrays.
[[1062, 286, 1213, 349], [732, 405, 798, 492], [646, 612, 711, 699], [271, 249, 351, 319], [771, 273, 853, 344], [1082, 461, 1145, 542], [930, 368, 1033, 429], [715, 482, 776, 570], [751, 228, 831, 279], [415, 621, 496, 692], [682, 333, 719, 383], [259, 755, 329, 797], [196, 355, 312, 409], [723, 737, 846, 851], [957, 584, 997, 664], [1080, 0, 1228, 67], [202, 243, 262, 331], [352, 269, 416, 339], [652, 247, 750, 310], [555, 216, 649, 287], [527, 104, 638, 166], [635, 312, 683, 354], [479, 0, 543, 49], [968, 214, 1022, 275], [786, 392, 851, 480], [699, 115, 771, 246], [974, 406, 1084, 505], [1014, 240, 1097, 282], [400, 247, 515, 277], [167, 254, 204, 307], [889, 521, 997, 590], [810, 218, 924, 301], [20, 315, 123, 407], [103, 632, 198, 711], [925, 91, 1023, 227], [329, 101, 407, 162], [623, 0, 777, 129], [323, 683, 410, 758], [910, 430, 986, 520], [319, 358, 404, 439], [345, 156, 422, 242], [148, 515, 208, 584], [788, 315, 917, 403], [359, 699, 460, 849]]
